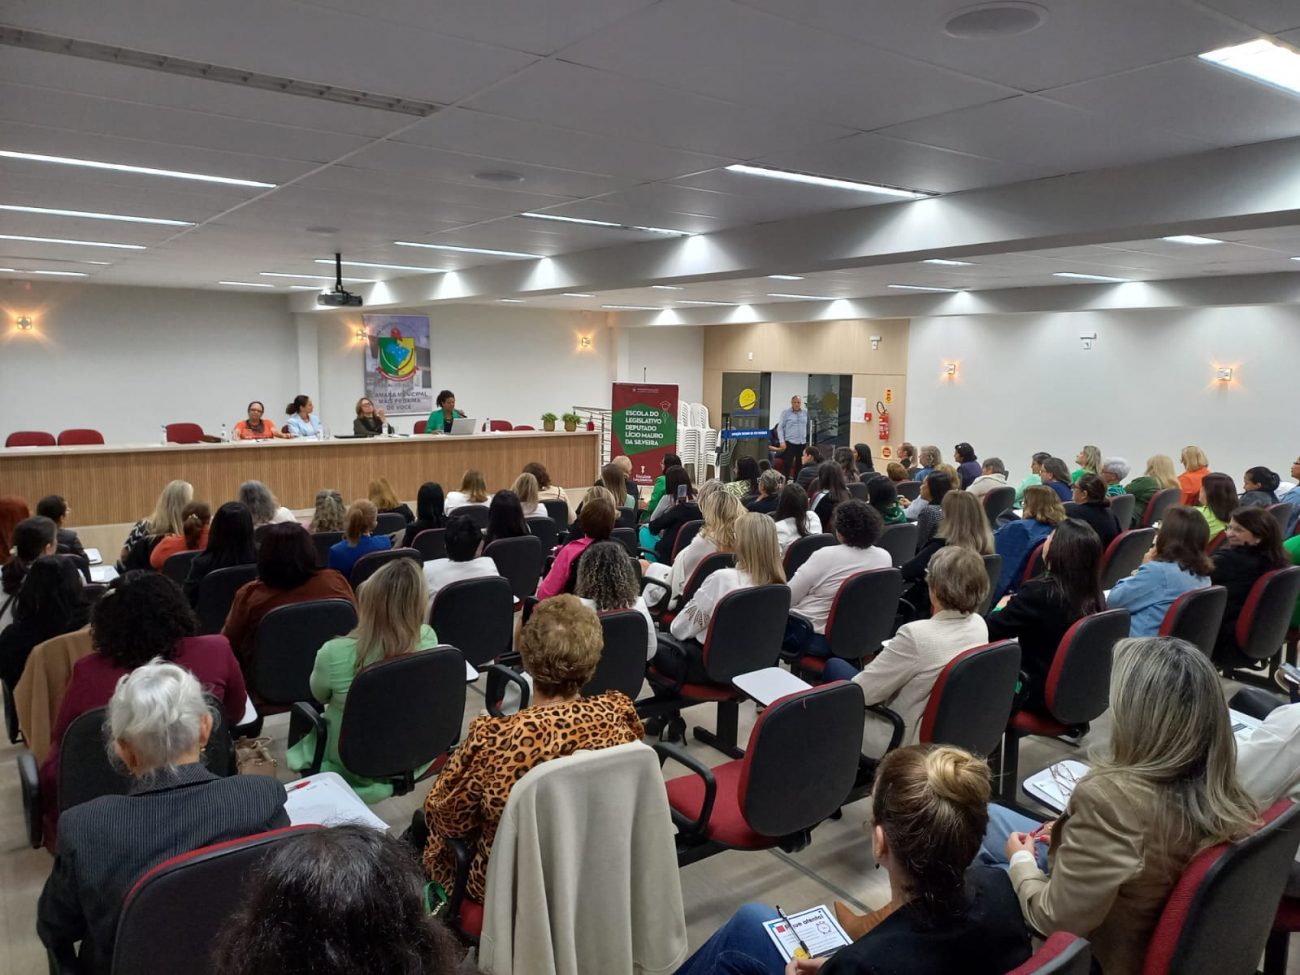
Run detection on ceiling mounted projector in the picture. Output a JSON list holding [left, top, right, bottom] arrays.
[[318, 252, 363, 306]]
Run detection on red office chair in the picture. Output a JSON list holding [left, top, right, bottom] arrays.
[[487, 419, 513, 432], [877, 522, 918, 566], [1206, 531, 1227, 554], [1100, 528, 1156, 589], [584, 609, 650, 700], [164, 422, 205, 444], [1109, 492, 1137, 529], [782, 532, 837, 578], [980, 554, 1003, 615], [1144, 800, 1300, 975], [1141, 487, 1182, 528], [983, 485, 1017, 527], [514, 424, 535, 431], [56, 428, 104, 446], [896, 480, 921, 501], [430, 576, 515, 668], [311, 530, 344, 568], [996, 609, 1130, 802], [250, 599, 358, 711], [790, 568, 902, 679], [1234, 567, 1300, 664], [194, 564, 258, 634], [1158, 585, 1227, 658], [659, 681, 865, 866], [484, 535, 544, 600], [5, 430, 55, 447], [1007, 933, 1091, 974], [1021, 540, 1048, 586], [670, 519, 705, 561], [644, 550, 735, 629], [1267, 895, 1300, 975], [414, 419, 428, 434]]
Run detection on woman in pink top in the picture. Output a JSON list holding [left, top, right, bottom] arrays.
[[535, 495, 617, 600], [149, 502, 211, 570]]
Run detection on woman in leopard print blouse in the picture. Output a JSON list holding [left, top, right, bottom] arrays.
[[423, 595, 644, 901]]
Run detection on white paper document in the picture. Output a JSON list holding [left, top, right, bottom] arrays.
[[761, 905, 852, 962], [1230, 708, 1262, 736], [239, 696, 258, 727], [733, 667, 812, 707], [284, 772, 388, 831], [89, 565, 119, 583], [84, 548, 103, 565], [850, 397, 868, 421]]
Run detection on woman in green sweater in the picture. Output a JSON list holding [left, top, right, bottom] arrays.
[[424, 389, 465, 434], [1124, 454, 1181, 527]]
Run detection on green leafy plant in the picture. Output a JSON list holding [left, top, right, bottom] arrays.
[[561, 412, 582, 424], [541, 412, 558, 422]]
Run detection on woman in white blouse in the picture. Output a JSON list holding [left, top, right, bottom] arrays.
[[665, 489, 741, 602], [772, 483, 822, 554], [444, 469, 490, 513], [511, 472, 549, 520]]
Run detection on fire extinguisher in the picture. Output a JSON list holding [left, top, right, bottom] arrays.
[[877, 400, 889, 441]]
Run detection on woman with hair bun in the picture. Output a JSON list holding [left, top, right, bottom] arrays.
[[149, 501, 212, 570], [1240, 466, 1281, 508], [285, 394, 323, 438]]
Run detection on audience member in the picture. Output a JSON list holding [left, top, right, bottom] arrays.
[[1014, 452, 1051, 506], [1065, 473, 1121, 549], [213, 826, 466, 975], [1107, 506, 1212, 636], [662, 489, 741, 602], [38, 661, 288, 974], [539, 496, 617, 599], [796, 445, 823, 491], [1100, 456, 1130, 497], [1038, 457, 1073, 502], [611, 454, 641, 504], [598, 462, 636, 513], [35, 495, 87, 563], [402, 482, 447, 547], [1240, 466, 1281, 508], [811, 460, 854, 527], [2, 515, 57, 628], [678, 745, 1031, 975], [953, 443, 981, 489], [575, 540, 657, 659], [992, 486, 1065, 602], [225, 523, 355, 669], [647, 469, 701, 564], [913, 445, 941, 483], [856, 442, 877, 475], [965, 457, 1008, 499], [1125, 454, 1180, 527], [120, 480, 191, 564], [725, 456, 761, 500], [307, 489, 346, 533], [834, 446, 862, 485], [352, 396, 394, 437], [287, 559, 440, 801], [369, 477, 414, 523], [0, 556, 87, 689], [900, 490, 993, 622], [982, 637, 1256, 975], [183, 502, 256, 605], [747, 468, 785, 515], [284, 394, 322, 438], [328, 500, 392, 577], [445, 469, 490, 513], [772, 482, 822, 555], [1211, 505, 1288, 667], [523, 461, 570, 511], [234, 400, 289, 440], [510, 472, 547, 519], [866, 475, 908, 528], [1178, 445, 1211, 505], [484, 490, 530, 545], [0, 497, 31, 566], [423, 515, 499, 613], [423, 596, 642, 902], [885, 461, 910, 484], [1071, 444, 1102, 482], [904, 469, 951, 531], [149, 500, 211, 570], [1195, 471, 1239, 538], [1276, 454, 1300, 534], [988, 518, 1104, 716], [640, 453, 681, 519], [239, 480, 297, 528]]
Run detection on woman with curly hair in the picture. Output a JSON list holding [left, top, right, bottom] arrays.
[[309, 489, 347, 533], [574, 540, 656, 659]]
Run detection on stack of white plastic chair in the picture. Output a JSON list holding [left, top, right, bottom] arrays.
[[677, 427, 701, 482]]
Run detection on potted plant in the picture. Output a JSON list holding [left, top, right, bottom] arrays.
[[541, 412, 557, 432], [561, 411, 581, 432]]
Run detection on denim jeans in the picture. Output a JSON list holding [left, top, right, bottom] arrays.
[[783, 616, 831, 658], [674, 903, 788, 975], [821, 658, 859, 682], [977, 804, 1051, 872]]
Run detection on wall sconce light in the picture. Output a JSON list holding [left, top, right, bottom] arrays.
[[1080, 332, 1097, 351], [15, 315, 34, 332], [579, 335, 591, 349], [354, 327, 367, 342], [869, 335, 881, 351], [944, 362, 957, 377], [1215, 366, 1234, 383]]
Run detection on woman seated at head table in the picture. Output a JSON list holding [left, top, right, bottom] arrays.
[[284, 393, 322, 438], [37, 660, 287, 975], [353, 396, 395, 437], [233, 400, 291, 440], [425, 389, 466, 434]]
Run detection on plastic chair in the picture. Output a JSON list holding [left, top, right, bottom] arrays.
[[411, 528, 447, 561], [311, 530, 344, 567], [375, 512, 407, 538], [110, 826, 320, 975], [1099, 528, 1156, 589], [584, 610, 650, 699], [1109, 492, 1136, 528], [164, 423, 205, 444], [161, 550, 201, 588], [983, 486, 1016, 526], [1144, 800, 1300, 975], [528, 517, 558, 553], [250, 599, 358, 707], [1158, 585, 1227, 658], [484, 536, 544, 600], [430, 576, 515, 668], [783, 533, 837, 578], [877, 522, 918, 566], [56, 428, 105, 446], [896, 480, 921, 501], [1141, 487, 1182, 528], [5, 430, 56, 447], [195, 564, 258, 634], [349, 547, 421, 589], [791, 568, 902, 678], [1006, 933, 1091, 974], [659, 681, 865, 866]]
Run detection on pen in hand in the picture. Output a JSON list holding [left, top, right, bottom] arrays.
[[775, 905, 811, 959]]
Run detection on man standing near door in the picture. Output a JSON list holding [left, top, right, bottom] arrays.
[[776, 394, 809, 481]]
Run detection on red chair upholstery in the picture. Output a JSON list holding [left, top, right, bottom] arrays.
[[1100, 528, 1156, 589], [1158, 585, 1227, 658], [164, 422, 205, 444], [56, 428, 104, 446], [1022, 540, 1048, 586], [982, 485, 1017, 526], [1007, 932, 1091, 974], [487, 419, 513, 432], [514, 424, 535, 431], [414, 419, 428, 434], [647, 550, 734, 629], [1234, 567, 1300, 663], [5, 430, 55, 447], [1144, 800, 1300, 975], [1141, 487, 1182, 528], [794, 568, 901, 678], [1206, 531, 1227, 554], [917, 640, 1022, 757]]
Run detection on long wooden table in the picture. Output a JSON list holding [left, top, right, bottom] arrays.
[[0, 431, 600, 526]]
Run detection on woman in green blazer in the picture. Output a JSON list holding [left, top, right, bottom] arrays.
[[425, 389, 466, 434]]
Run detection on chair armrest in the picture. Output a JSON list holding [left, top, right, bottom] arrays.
[[788, 609, 815, 628], [18, 749, 41, 849], [290, 701, 327, 775], [865, 703, 906, 754], [446, 835, 475, 923], [1229, 686, 1289, 719], [652, 741, 717, 838], [484, 664, 530, 717], [640, 575, 671, 611]]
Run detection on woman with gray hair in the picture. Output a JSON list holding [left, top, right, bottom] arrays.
[[37, 660, 287, 974], [746, 467, 785, 515], [1100, 457, 1131, 496], [238, 480, 298, 528]]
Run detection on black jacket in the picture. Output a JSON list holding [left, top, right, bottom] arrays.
[[1064, 502, 1122, 550], [1211, 545, 1279, 662], [649, 502, 701, 563], [986, 578, 1083, 715]]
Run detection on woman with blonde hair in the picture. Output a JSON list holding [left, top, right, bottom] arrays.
[[368, 477, 414, 524], [287, 559, 440, 801], [990, 484, 1065, 602], [600, 462, 636, 511], [308, 489, 346, 533], [1178, 444, 1211, 506], [985, 636, 1257, 974], [1124, 454, 1180, 527], [119, 479, 192, 564], [149, 501, 212, 570], [1070, 444, 1102, 482], [445, 469, 489, 512], [511, 471, 546, 519], [327, 499, 391, 577], [667, 489, 742, 599], [899, 490, 993, 620]]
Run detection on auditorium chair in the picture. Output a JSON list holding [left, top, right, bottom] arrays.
[[1141, 487, 1182, 528], [896, 480, 921, 501], [1143, 800, 1300, 975], [294, 647, 467, 796], [1099, 527, 1156, 589], [107, 826, 321, 975], [527, 516, 558, 553], [349, 547, 421, 589], [1206, 530, 1227, 554], [1268, 502, 1293, 535], [430, 576, 515, 668], [163, 422, 205, 444], [994, 609, 1130, 803], [643, 551, 735, 629], [642, 583, 790, 757], [670, 519, 705, 560], [982, 485, 1016, 527], [1021, 540, 1047, 586], [5, 430, 55, 447], [1222, 567, 1300, 684], [454, 505, 491, 531], [3, 679, 19, 745], [1006, 933, 1091, 974], [410, 527, 447, 561], [783, 532, 837, 578], [311, 530, 344, 567], [980, 554, 1003, 614], [847, 481, 868, 500], [1158, 585, 1227, 658], [250, 599, 357, 712], [787, 568, 901, 680], [584, 609, 651, 699], [1109, 492, 1136, 528], [195, 564, 258, 634], [161, 550, 201, 588], [374, 511, 407, 538], [484, 535, 544, 601], [487, 419, 514, 432], [877, 522, 918, 566], [658, 681, 865, 866], [414, 419, 428, 434], [611, 525, 639, 557], [514, 424, 535, 430], [55, 428, 104, 446], [541, 499, 570, 532]]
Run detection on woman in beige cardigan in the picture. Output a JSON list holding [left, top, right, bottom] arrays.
[[982, 636, 1257, 974]]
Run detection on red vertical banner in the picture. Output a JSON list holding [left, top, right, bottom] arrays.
[[611, 382, 679, 486]]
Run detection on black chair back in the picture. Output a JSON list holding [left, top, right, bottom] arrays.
[[528, 517, 559, 552], [1022, 540, 1047, 585], [783, 533, 836, 578], [1109, 492, 1136, 528], [430, 576, 515, 667], [375, 512, 407, 538], [1043, 609, 1130, 726], [122, 534, 163, 572], [585, 610, 649, 699], [162, 550, 201, 587], [541, 499, 570, 532], [919, 640, 1021, 757], [611, 526, 639, 557], [1268, 502, 1293, 535], [616, 506, 638, 529], [252, 524, 273, 549], [679, 551, 736, 607], [250, 599, 358, 704], [454, 505, 490, 531], [740, 682, 865, 837], [700, 585, 791, 684], [111, 826, 319, 975], [411, 528, 447, 561], [1099, 528, 1156, 589], [896, 480, 921, 501], [982, 486, 1016, 526], [350, 547, 421, 589], [337, 647, 467, 782], [825, 568, 902, 662], [876, 522, 918, 566], [671, 519, 705, 561], [1142, 487, 1181, 528], [484, 535, 544, 600], [1158, 585, 1227, 658], [1236, 567, 1300, 661], [847, 482, 868, 500], [979, 554, 1002, 615], [311, 530, 344, 568], [195, 564, 258, 634]]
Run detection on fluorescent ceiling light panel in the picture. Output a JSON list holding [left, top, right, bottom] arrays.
[[0, 233, 145, 249], [287, 286, 318, 290], [393, 241, 541, 259], [628, 225, 692, 236], [519, 212, 621, 228], [677, 299, 737, 306], [259, 272, 373, 282], [766, 292, 840, 300], [602, 304, 662, 310], [1199, 39, 1300, 97], [726, 163, 931, 199], [0, 267, 88, 276], [1053, 272, 1130, 283], [218, 280, 276, 287], [498, 298, 525, 303], [1160, 235, 1224, 245], [888, 284, 960, 292], [561, 292, 594, 297], [0, 149, 276, 188], [767, 274, 804, 280], [650, 285, 683, 290], [922, 258, 973, 266], [314, 259, 443, 272], [0, 204, 193, 226]]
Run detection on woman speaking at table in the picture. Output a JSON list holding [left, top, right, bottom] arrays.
[[234, 401, 291, 440], [285, 394, 322, 438], [425, 389, 465, 435]]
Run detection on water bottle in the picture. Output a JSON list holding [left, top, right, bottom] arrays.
[[484, 416, 491, 435], [160, 424, 168, 445], [220, 423, 228, 443]]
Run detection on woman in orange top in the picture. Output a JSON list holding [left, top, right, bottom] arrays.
[[150, 502, 211, 570], [233, 401, 290, 441], [1178, 445, 1211, 506]]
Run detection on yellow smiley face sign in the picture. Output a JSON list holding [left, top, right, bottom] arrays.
[[738, 388, 757, 411]]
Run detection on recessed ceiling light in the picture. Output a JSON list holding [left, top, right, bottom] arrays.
[[561, 292, 594, 297], [601, 304, 663, 310], [888, 284, 960, 292], [1053, 272, 1130, 283], [650, 285, 683, 290], [393, 241, 541, 259], [628, 225, 693, 236], [0, 149, 276, 187], [0, 204, 193, 226], [259, 272, 373, 282], [1200, 39, 1300, 97], [726, 163, 932, 199], [0, 267, 89, 276], [314, 259, 444, 273], [677, 299, 737, 306], [922, 258, 974, 266], [520, 212, 622, 228], [1161, 235, 1225, 245], [944, 2, 1047, 39], [473, 170, 525, 184], [499, 298, 525, 303], [767, 274, 805, 280], [287, 286, 318, 290], [0, 233, 145, 249], [766, 292, 841, 300], [218, 281, 276, 288]]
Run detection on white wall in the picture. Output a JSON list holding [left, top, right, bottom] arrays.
[[0, 280, 297, 443], [905, 305, 1300, 487], [616, 326, 704, 405]]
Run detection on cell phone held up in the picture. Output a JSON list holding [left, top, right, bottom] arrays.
[[675, 484, 688, 504]]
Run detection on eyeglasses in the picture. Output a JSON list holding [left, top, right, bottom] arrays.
[[1049, 761, 1082, 796]]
